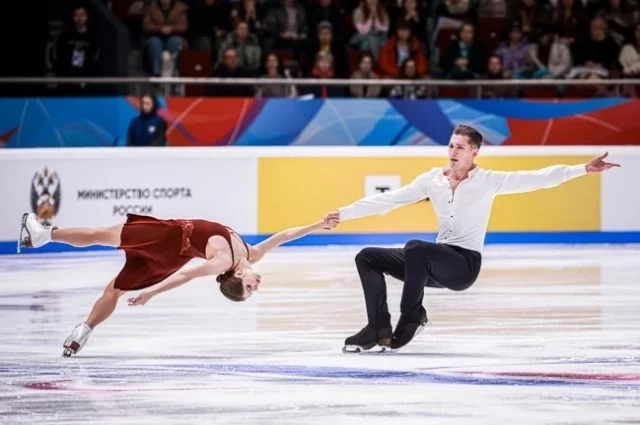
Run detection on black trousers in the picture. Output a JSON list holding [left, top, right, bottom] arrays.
[[354, 239, 482, 330]]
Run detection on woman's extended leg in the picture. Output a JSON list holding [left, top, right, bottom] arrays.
[[52, 224, 123, 247], [21, 212, 123, 248]]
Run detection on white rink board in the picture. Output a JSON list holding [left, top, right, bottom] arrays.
[[601, 154, 640, 230], [0, 152, 258, 239], [1, 146, 639, 241]]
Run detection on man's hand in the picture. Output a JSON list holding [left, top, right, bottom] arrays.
[[323, 210, 340, 230], [586, 152, 620, 173], [127, 291, 154, 306]]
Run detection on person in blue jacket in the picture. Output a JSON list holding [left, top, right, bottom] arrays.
[[127, 93, 167, 146]]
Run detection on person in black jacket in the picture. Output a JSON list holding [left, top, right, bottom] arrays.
[[127, 93, 167, 147], [440, 23, 486, 80]]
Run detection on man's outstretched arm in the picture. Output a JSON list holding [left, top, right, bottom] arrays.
[[491, 153, 620, 195], [328, 172, 432, 222]]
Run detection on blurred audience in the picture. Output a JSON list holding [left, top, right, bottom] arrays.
[[143, 0, 189, 77]]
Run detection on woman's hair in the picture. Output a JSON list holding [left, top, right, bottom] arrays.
[[217, 270, 245, 302]]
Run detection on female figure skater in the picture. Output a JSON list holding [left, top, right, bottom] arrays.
[[18, 212, 337, 357]]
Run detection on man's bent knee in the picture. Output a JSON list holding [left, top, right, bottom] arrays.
[[355, 247, 377, 265], [404, 239, 425, 254]]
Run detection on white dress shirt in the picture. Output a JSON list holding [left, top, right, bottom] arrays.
[[338, 164, 588, 254]]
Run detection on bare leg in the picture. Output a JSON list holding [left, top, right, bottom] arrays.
[[86, 279, 126, 329], [52, 224, 123, 248]]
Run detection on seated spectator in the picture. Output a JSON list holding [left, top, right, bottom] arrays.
[[389, 58, 427, 99], [217, 21, 262, 75], [55, 5, 100, 79], [594, 0, 639, 46], [528, 26, 573, 78], [508, 0, 552, 38], [478, 0, 507, 18], [256, 53, 298, 97], [306, 21, 348, 77], [619, 22, 640, 76], [304, 51, 346, 98], [349, 52, 382, 97], [571, 17, 620, 75], [127, 93, 167, 147], [389, 0, 427, 45], [307, 0, 345, 43], [188, 0, 232, 52], [231, 0, 264, 34], [482, 55, 516, 98], [440, 23, 485, 79], [349, 0, 390, 61], [208, 47, 255, 96], [495, 22, 531, 78], [378, 20, 428, 78], [143, 0, 189, 77], [552, 0, 588, 44], [262, 0, 308, 57], [435, 0, 478, 24]]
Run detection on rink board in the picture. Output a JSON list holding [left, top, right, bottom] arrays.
[[0, 146, 639, 254]]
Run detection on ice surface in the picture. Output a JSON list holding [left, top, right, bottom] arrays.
[[1, 245, 639, 425]]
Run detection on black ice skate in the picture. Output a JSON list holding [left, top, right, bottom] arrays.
[[342, 326, 393, 354], [390, 308, 428, 351]]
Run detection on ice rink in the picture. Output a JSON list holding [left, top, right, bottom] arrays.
[[1, 244, 639, 425]]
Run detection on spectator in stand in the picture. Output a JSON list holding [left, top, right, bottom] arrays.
[[231, 0, 264, 34], [55, 5, 100, 82], [389, 58, 427, 99], [217, 21, 262, 75], [127, 93, 167, 147], [208, 47, 255, 96], [508, 0, 553, 38], [527, 25, 573, 78], [435, 0, 478, 24], [143, 0, 189, 77], [304, 51, 346, 97], [389, 0, 427, 46], [306, 21, 348, 77], [440, 23, 485, 79], [568, 17, 620, 78], [350, 0, 390, 61], [594, 0, 639, 46], [478, 0, 507, 18], [494, 22, 532, 78], [307, 0, 345, 43], [482, 55, 513, 98], [262, 0, 308, 57], [188, 0, 232, 52], [256, 53, 298, 97], [551, 0, 588, 44], [378, 20, 428, 78], [619, 22, 640, 77], [349, 51, 382, 98]]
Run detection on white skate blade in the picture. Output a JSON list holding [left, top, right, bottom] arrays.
[[17, 213, 29, 253], [342, 344, 394, 354]]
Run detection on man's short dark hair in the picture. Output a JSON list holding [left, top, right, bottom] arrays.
[[453, 125, 483, 149]]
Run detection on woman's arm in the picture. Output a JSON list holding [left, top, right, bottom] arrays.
[[249, 219, 335, 263], [127, 258, 227, 306]]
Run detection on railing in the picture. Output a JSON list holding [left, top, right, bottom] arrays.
[[1, 77, 639, 98]]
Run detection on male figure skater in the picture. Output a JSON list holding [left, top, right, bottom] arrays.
[[325, 125, 620, 353]]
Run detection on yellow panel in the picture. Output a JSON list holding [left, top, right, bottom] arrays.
[[258, 157, 440, 233], [258, 156, 600, 233]]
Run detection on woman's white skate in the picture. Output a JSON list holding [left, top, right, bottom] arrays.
[[17, 213, 54, 253], [62, 323, 92, 357]]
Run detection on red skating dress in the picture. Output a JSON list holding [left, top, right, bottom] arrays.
[[113, 214, 242, 291]]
